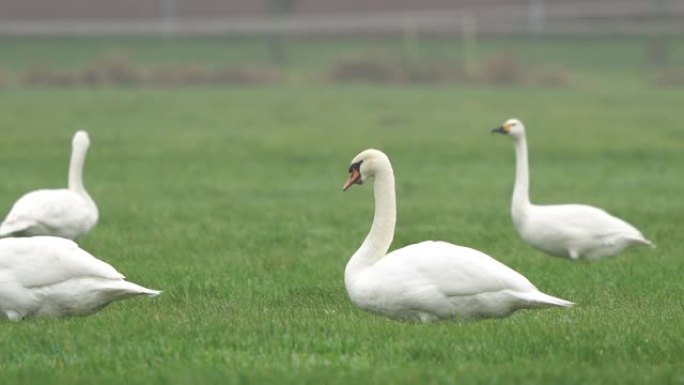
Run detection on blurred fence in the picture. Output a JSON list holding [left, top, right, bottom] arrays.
[[0, 0, 682, 37]]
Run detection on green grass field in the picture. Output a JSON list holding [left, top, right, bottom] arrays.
[[0, 37, 683, 384]]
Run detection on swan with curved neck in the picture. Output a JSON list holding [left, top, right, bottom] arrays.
[[0, 131, 98, 240], [342, 149, 573, 322], [0, 236, 160, 321], [493, 118, 653, 260]]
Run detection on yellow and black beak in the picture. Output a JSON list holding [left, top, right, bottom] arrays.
[[343, 161, 363, 191], [491, 125, 508, 134]]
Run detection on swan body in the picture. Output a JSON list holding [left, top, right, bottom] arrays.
[[0, 236, 160, 321], [0, 131, 98, 240], [342, 149, 573, 322], [493, 119, 653, 260], [514, 204, 652, 260]]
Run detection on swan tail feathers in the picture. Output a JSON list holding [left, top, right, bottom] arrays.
[[519, 291, 575, 309], [622, 234, 655, 249], [0, 220, 33, 237], [636, 237, 656, 249], [110, 280, 162, 298]]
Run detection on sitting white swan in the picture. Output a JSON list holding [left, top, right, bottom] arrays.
[[0, 131, 98, 240], [492, 118, 654, 260], [0, 236, 160, 321], [342, 149, 573, 322]]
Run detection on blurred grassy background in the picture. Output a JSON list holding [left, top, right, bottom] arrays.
[[0, 37, 682, 384], [0, 37, 683, 86]]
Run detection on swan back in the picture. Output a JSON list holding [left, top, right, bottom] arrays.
[[0, 236, 160, 320], [0, 189, 98, 239], [377, 241, 537, 295], [0, 237, 123, 288]]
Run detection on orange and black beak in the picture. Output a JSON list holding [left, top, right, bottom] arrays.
[[342, 161, 363, 191]]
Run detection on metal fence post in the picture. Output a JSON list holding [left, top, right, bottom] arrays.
[[528, 0, 544, 37], [162, 0, 177, 36]]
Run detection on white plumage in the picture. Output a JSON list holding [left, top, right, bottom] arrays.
[[493, 118, 653, 260], [0, 131, 98, 240], [0, 236, 160, 321], [342, 149, 573, 322]]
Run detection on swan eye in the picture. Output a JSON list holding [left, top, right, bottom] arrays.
[[348, 160, 363, 173]]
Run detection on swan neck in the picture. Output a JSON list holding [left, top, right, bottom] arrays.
[[68, 143, 89, 197], [512, 135, 531, 214], [347, 164, 396, 274]]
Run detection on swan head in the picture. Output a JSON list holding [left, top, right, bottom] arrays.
[[492, 118, 525, 139], [72, 131, 91, 149], [342, 149, 390, 191]]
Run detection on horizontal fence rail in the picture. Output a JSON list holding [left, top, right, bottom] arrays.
[[0, 2, 682, 37]]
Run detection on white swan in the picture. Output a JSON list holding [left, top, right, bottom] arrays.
[[342, 149, 573, 322], [0, 236, 160, 321], [492, 118, 654, 260], [0, 131, 98, 240]]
